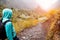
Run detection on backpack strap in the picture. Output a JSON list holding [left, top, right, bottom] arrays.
[[3, 20, 11, 25]]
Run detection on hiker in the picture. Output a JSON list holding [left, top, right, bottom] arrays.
[[1, 8, 19, 40]]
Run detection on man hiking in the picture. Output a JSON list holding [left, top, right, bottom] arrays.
[[1, 8, 19, 40]]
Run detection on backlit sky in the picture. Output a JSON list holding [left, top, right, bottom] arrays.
[[0, 0, 59, 11], [36, 0, 59, 11]]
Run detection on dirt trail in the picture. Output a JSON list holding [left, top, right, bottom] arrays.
[[17, 20, 51, 40]]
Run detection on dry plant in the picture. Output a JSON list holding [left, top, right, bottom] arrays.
[[46, 9, 60, 40]]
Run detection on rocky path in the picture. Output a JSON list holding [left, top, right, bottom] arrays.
[[17, 20, 51, 40]]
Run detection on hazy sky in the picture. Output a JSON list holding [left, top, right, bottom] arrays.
[[36, 0, 59, 11], [0, 0, 59, 11], [6, 0, 37, 9]]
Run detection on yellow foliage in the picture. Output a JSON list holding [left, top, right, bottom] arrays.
[[13, 9, 59, 34], [38, 17, 48, 23], [43, 9, 59, 20], [46, 9, 60, 40], [13, 19, 38, 33]]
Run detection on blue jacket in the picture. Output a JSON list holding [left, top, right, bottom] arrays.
[[2, 8, 16, 40]]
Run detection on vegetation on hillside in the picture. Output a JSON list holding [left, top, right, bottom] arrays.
[[46, 10, 60, 40], [0, 5, 60, 37], [0, 5, 39, 33]]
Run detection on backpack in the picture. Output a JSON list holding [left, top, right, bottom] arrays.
[[0, 19, 10, 39]]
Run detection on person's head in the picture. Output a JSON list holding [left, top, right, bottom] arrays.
[[2, 8, 13, 19]]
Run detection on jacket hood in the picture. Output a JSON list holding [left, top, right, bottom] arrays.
[[2, 8, 12, 19]]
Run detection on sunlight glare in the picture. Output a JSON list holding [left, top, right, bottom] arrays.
[[36, 0, 58, 11]]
